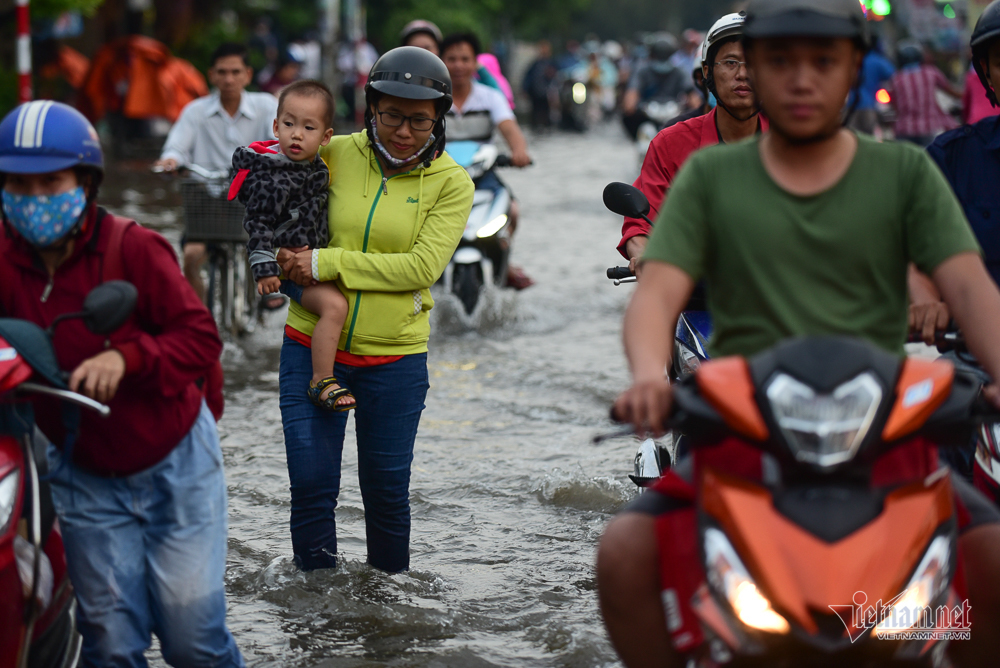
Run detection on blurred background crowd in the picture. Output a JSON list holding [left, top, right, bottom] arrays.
[[0, 0, 995, 152]]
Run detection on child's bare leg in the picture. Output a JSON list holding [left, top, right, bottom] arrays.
[[299, 282, 353, 407]]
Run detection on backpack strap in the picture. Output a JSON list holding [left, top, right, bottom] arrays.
[[96, 207, 136, 283]]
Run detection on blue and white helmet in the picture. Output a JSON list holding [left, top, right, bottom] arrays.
[[0, 100, 103, 177]]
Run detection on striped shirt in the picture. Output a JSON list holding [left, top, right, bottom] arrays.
[[891, 65, 958, 139]]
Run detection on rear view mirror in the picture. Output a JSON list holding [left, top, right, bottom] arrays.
[[603, 182, 651, 220], [83, 281, 138, 336]]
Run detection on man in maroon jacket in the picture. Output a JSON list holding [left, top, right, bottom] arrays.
[[620, 13, 768, 276], [0, 101, 243, 666]]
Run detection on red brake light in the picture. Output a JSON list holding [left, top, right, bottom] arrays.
[[876, 88, 891, 105]]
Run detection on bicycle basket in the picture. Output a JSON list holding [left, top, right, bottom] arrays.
[[179, 178, 247, 242]]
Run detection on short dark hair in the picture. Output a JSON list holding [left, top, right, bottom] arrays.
[[441, 32, 481, 58], [277, 79, 336, 128], [210, 43, 250, 68]]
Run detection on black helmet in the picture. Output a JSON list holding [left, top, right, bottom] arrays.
[[972, 0, 1000, 107], [896, 40, 924, 68], [366, 46, 452, 104], [364, 46, 453, 166], [648, 33, 679, 63], [744, 0, 870, 49]]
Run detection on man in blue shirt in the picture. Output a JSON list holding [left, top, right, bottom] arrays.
[[848, 37, 895, 134], [929, 3, 1000, 288], [921, 1, 1000, 486]]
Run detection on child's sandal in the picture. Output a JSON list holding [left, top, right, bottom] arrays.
[[307, 377, 356, 412]]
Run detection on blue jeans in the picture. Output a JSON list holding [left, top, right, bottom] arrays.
[[278, 337, 428, 572], [47, 402, 243, 668], [279, 279, 303, 305]]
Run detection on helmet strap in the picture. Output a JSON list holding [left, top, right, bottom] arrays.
[[707, 74, 760, 123]]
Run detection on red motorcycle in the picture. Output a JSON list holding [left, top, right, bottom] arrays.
[[0, 281, 136, 668]]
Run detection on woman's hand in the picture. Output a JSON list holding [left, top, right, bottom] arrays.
[[69, 349, 126, 404], [276, 246, 308, 267], [282, 250, 316, 286]]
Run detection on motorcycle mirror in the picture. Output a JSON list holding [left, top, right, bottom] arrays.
[[82, 281, 138, 336], [603, 182, 651, 220]]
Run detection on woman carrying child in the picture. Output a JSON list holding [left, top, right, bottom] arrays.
[[277, 47, 474, 572], [231, 79, 355, 410]]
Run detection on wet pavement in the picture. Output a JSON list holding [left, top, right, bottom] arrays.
[[104, 122, 642, 667]]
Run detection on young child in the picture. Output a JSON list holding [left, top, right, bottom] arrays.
[[229, 79, 354, 410]]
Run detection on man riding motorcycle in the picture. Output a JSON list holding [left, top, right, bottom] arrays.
[[621, 34, 695, 141], [599, 1, 1000, 666], [907, 0, 1000, 488], [441, 32, 535, 290], [620, 13, 768, 276]]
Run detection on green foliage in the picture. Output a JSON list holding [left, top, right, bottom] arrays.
[[0, 69, 19, 119], [366, 0, 594, 50], [31, 0, 106, 19]]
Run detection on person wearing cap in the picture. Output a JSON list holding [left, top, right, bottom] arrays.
[[275, 46, 474, 573], [619, 12, 767, 277], [600, 0, 1000, 665], [0, 101, 242, 666]]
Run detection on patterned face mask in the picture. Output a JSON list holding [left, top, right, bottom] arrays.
[[370, 117, 436, 168], [1, 187, 87, 248]]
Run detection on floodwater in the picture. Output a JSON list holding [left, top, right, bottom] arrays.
[[103, 122, 642, 667]]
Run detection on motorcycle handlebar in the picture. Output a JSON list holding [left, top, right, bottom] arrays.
[[607, 266, 634, 280]]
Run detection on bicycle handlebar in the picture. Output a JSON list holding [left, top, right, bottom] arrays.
[[150, 164, 230, 180]]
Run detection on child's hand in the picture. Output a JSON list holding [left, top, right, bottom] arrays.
[[257, 276, 282, 296]]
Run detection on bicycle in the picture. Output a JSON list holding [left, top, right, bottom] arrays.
[[165, 164, 259, 337]]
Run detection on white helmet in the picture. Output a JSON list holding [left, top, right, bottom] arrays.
[[703, 11, 747, 67]]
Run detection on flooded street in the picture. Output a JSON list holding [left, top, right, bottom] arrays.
[[106, 122, 641, 667]]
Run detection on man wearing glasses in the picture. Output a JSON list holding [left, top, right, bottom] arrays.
[[619, 13, 768, 277]]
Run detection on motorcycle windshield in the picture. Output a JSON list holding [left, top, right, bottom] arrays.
[[447, 141, 482, 168]]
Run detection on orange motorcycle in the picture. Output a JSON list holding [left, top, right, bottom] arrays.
[[646, 335, 992, 667]]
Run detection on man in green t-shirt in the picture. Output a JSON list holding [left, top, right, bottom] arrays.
[[597, 1, 1000, 667]]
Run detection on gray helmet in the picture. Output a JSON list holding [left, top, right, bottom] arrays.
[[365, 46, 452, 106], [648, 33, 679, 63], [972, 0, 1000, 107], [896, 40, 924, 68], [743, 0, 870, 49]]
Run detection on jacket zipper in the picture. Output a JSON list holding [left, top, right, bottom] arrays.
[[345, 165, 391, 351], [40, 276, 54, 303]]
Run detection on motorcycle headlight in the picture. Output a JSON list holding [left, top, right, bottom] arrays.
[[705, 527, 790, 634], [572, 82, 587, 104], [476, 214, 508, 239], [766, 372, 882, 467], [0, 469, 20, 535], [874, 536, 951, 634], [675, 342, 702, 377]]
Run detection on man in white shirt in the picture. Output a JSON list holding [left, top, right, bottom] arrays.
[[441, 33, 534, 289], [153, 43, 278, 302]]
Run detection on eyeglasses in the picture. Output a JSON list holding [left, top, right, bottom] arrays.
[[714, 60, 748, 73], [375, 109, 436, 131]]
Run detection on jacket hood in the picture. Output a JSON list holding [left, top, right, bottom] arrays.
[[350, 131, 464, 177]]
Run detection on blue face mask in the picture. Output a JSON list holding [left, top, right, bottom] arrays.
[[2, 187, 87, 247]]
